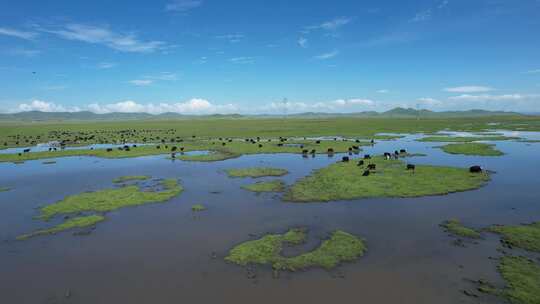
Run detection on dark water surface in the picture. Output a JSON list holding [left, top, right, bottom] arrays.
[[1, 135, 539, 304]]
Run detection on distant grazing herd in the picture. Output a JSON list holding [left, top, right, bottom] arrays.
[[6, 133, 485, 175]]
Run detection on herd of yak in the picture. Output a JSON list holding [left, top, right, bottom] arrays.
[[8, 132, 484, 175]]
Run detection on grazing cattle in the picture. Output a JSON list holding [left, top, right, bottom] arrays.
[[310, 149, 316, 154], [469, 166, 482, 173], [258, 144, 263, 148], [355, 139, 360, 143], [384, 152, 392, 160], [171, 147, 177, 152], [357, 160, 364, 166], [23, 149, 30, 153], [352, 145, 360, 150], [342, 156, 350, 162], [133, 145, 137, 148], [229, 139, 233, 143], [171, 153, 176, 159], [300, 145, 304, 149], [278, 143, 283, 147], [407, 164, 416, 171], [48, 148, 52, 151], [156, 145, 161, 149], [316, 140, 321, 144], [368, 164, 376, 170], [302, 149, 309, 154], [370, 139, 375, 144], [394, 150, 400, 156], [348, 147, 353, 152], [180, 147, 185, 151], [222, 142, 227, 146], [364, 154, 371, 159], [107, 148, 113, 152], [327, 148, 334, 154], [400, 149, 407, 154], [362, 170, 370, 176]]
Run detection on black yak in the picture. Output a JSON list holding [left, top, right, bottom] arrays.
[[310, 149, 316, 154], [316, 140, 321, 144], [368, 164, 376, 170], [23, 149, 30, 153], [469, 166, 482, 173], [357, 160, 364, 166], [327, 148, 334, 154], [342, 156, 350, 162], [362, 170, 370, 176], [106, 148, 113, 152], [364, 154, 371, 159], [407, 164, 416, 171], [400, 149, 407, 154]]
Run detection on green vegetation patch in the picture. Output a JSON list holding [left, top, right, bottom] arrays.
[[489, 222, 540, 253], [227, 167, 289, 178], [498, 256, 540, 304], [225, 229, 366, 271], [242, 180, 286, 192], [39, 178, 183, 220], [439, 143, 504, 156], [285, 156, 489, 202], [17, 215, 105, 240], [177, 150, 240, 162], [113, 175, 150, 183], [440, 219, 482, 239], [191, 204, 207, 212], [419, 135, 519, 142], [0, 187, 10, 192]]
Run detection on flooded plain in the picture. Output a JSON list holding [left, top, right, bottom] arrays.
[[1, 133, 539, 304]]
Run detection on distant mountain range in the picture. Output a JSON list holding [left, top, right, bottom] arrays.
[[0, 108, 528, 121]]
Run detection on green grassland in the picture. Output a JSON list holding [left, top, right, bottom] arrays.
[[191, 204, 207, 212], [440, 219, 482, 238], [439, 143, 504, 156], [39, 178, 182, 220], [242, 180, 286, 192], [489, 222, 540, 252], [1, 116, 539, 150], [0, 187, 10, 192], [284, 156, 490, 202], [225, 229, 366, 271], [17, 215, 105, 240], [227, 167, 289, 178], [0, 138, 366, 163], [418, 135, 519, 142]]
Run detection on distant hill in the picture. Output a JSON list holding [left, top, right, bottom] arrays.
[[0, 108, 524, 122]]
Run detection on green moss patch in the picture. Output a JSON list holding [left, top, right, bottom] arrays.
[[284, 156, 489, 202], [440, 219, 482, 239], [112, 175, 150, 183], [39, 178, 183, 220], [227, 167, 289, 178], [439, 143, 504, 156], [191, 204, 207, 212], [419, 135, 519, 142], [489, 222, 540, 252], [17, 215, 105, 240], [225, 229, 366, 271], [0, 187, 10, 192], [178, 150, 240, 162], [242, 180, 286, 192]]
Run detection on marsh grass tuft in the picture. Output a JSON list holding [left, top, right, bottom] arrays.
[[488, 222, 540, 252], [17, 215, 105, 240], [191, 204, 207, 212], [242, 180, 286, 192], [112, 175, 150, 183], [439, 143, 504, 156], [440, 219, 482, 239], [227, 167, 288, 178], [285, 156, 490, 202], [225, 229, 366, 271], [419, 136, 519, 142], [497, 256, 540, 304], [39, 178, 183, 220]]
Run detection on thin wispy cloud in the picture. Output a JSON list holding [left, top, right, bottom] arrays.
[[145, 72, 178, 81], [418, 97, 442, 106], [0, 27, 38, 40], [165, 0, 203, 12], [305, 17, 352, 32], [129, 79, 154, 86], [359, 32, 419, 48], [444, 86, 494, 93], [410, 9, 432, 22], [297, 37, 308, 48], [216, 34, 244, 43], [97, 62, 117, 69], [229, 57, 255, 64], [314, 50, 339, 60], [438, 0, 449, 9], [42, 24, 166, 53], [377, 89, 389, 93], [524, 69, 540, 74], [448, 94, 538, 102], [9, 48, 41, 57]]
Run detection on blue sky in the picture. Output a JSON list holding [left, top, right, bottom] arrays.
[[1, 0, 539, 114]]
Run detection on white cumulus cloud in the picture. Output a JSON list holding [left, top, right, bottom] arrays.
[[16, 100, 80, 112], [444, 86, 494, 93], [0, 27, 38, 40]]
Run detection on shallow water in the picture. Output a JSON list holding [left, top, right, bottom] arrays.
[[1, 133, 539, 304]]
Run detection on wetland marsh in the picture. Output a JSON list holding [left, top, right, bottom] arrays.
[[1, 118, 540, 304]]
